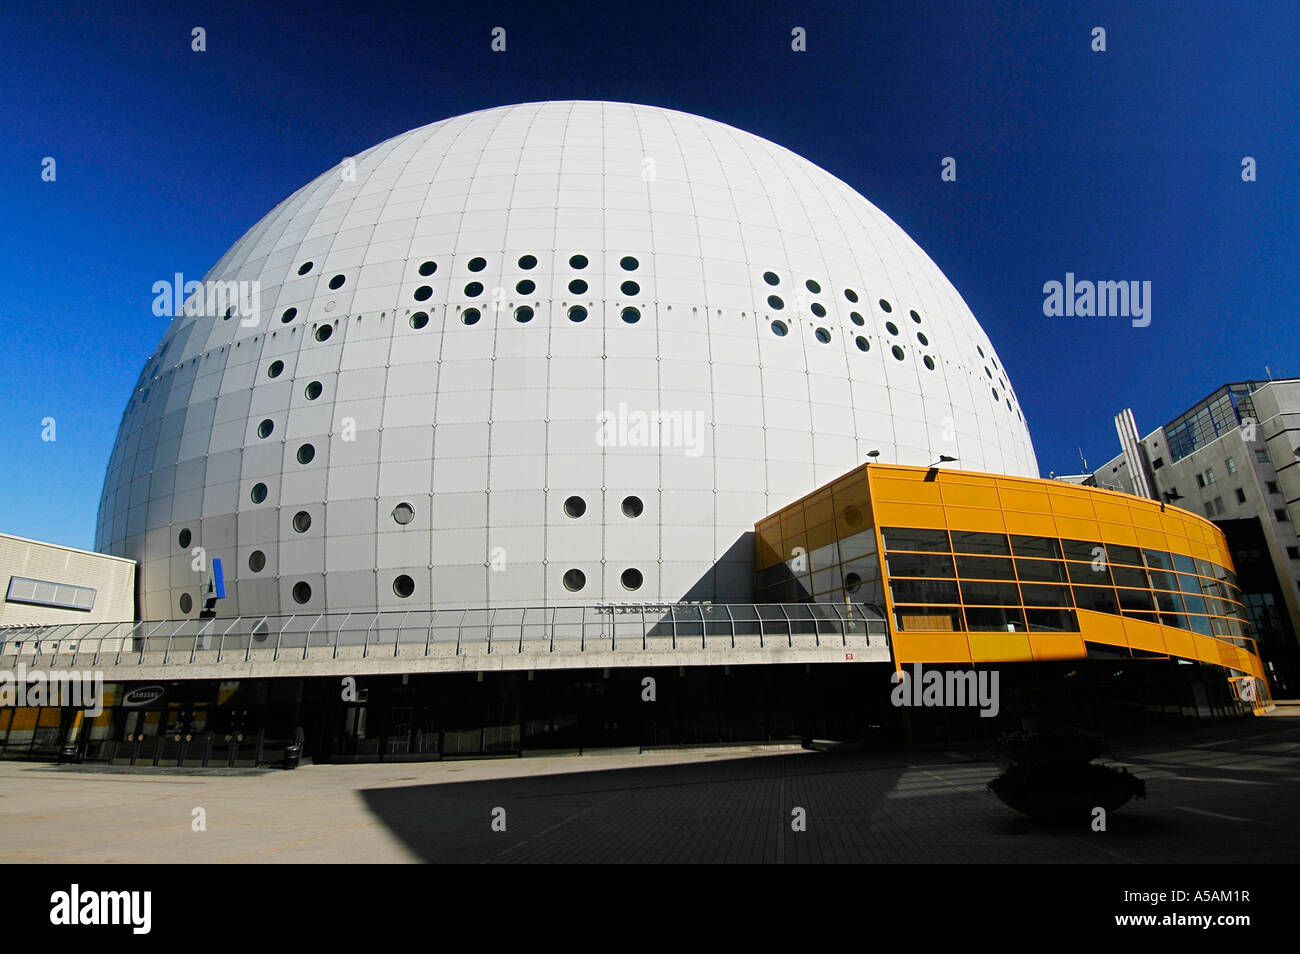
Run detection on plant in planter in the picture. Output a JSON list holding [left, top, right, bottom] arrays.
[[988, 727, 1145, 823]]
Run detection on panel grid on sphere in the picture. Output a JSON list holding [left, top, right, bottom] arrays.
[[95, 101, 1037, 620]]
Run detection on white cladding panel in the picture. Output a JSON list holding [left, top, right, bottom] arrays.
[[96, 101, 1036, 618]]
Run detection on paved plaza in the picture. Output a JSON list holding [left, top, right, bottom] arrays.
[[2, 710, 1297, 863]]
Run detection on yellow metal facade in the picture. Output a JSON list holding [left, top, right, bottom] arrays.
[[755, 463, 1269, 701]]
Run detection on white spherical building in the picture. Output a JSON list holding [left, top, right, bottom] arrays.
[[96, 101, 1036, 619]]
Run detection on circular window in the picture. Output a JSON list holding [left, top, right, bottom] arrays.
[[621, 568, 644, 591], [621, 306, 641, 324], [281, 307, 297, 324], [991, 357, 999, 370], [393, 575, 415, 598], [568, 279, 588, 295], [886, 322, 899, 336], [622, 495, 644, 518], [844, 505, 864, 527], [771, 320, 788, 337], [514, 305, 534, 323], [891, 345, 906, 361], [413, 286, 433, 301], [418, 260, 437, 276], [562, 569, 586, 592], [924, 355, 936, 371], [564, 496, 587, 518], [467, 257, 487, 272], [879, 299, 892, 313], [620, 256, 639, 271], [621, 280, 639, 296], [845, 288, 859, 303], [767, 295, 784, 310], [179, 593, 193, 614], [257, 419, 274, 439], [464, 281, 484, 298], [985, 367, 992, 378], [392, 502, 415, 525], [268, 360, 284, 378], [304, 381, 323, 401], [409, 311, 429, 330], [977, 346, 986, 358], [910, 309, 922, 324], [844, 572, 863, 594], [297, 262, 313, 276], [855, 336, 870, 352], [250, 483, 268, 504], [248, 550, 266, 573], [567, 305, 588, 322], [328, 274, 345, 290], [814, 328, 831, 344], [461, 308, 481, 326], [569, 254, 588, 269], [292, 581, 312, 604], [916, 332, 929, 346], [296, 443, 315, 465], [811, 302, 827, 318], [178, 528, 191, 548], [1007, 399, 1014, 411], [992, 388, 999, 401], [518, 254, 538, 270], [805, 279, 821, 294], [850, 311, 865, 326], [292, 511, 312, 533], [763, 271, 780, 286], [516, 279, 536, 295], [314, 325, 332, 342]]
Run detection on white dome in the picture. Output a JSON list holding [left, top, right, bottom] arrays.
[[96, 101, 1036, 618]]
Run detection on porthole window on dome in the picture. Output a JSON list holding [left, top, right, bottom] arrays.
[[567, 305, 588, 322], [985, 367, 992, 378], [297, 443, 315, 465], [622, 495, 644, 518], [250, 483, 268, 504], [620, 256, 639, 271], [844, 572, 863, 594], [763, 271, 780, 286], [767, 295, 784, 310], [464, 281, 484, 297], [621, 568, 643, 591], [810, 302, 827, 318], [992, 388, 999, 401], [268, 360, 284, 378], [297, 262, 313, 276], [467, 257, 487, 272], [924, 355, 936, 370], [879, 299, 893, 313], [564, 496, 587, 518], [815, 327, 832, 344], [850, 311, 864, 326], [393, 575, 415, 598], [461, 308, 482, 325], [418, 260, 437, 276], [409, 312, 429, 330], [414, 286, 432, 301], [305, 381, 323, 401], [314, 325, 332, 342], [844, 288, 859, 303], [621, 280, 639, 296], [257, 419, 274, 439], [292, 511, 311, 533], [917, 332, 929, 346], [621, 307, 641, 324], [569, 254, 588, 269], [516, 279, 536, 295], [518, 254, 537, 270], [771, 320, 788, 337], [977, 346, 986, 358], [179, 593, 192, 614], [514, 305, 534, 323], [178, 528, 191, 548], [248, 550, 266, 573], [562, 569, 586, 592], [281, 307, 297, 323], [392, 502, 415, 525], [891, 345, 905, 361], [292, 582, 312, 604], [886, 322, 899, 336], [328, 274, 346, 290], [855, 336, 870, 352], [568, 279, 588, 295], [910, 310, 922, 324], [805, 279, 821, 293]]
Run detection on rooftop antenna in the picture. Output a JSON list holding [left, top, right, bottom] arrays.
[[1078, 447, 1087, 472]]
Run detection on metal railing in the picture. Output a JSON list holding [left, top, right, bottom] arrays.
[[0, 602, 889, 669]]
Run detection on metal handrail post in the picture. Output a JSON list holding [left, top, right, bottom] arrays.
[[362, 614, 378, 659], [333, 612, 352, 660], [641, 605, 647, 651], [580, 605, 586, 652], [698, 604, 707, 650], [549, 606, 557, 653], [779, 604, 793, 648], [725, 604, 736, 649], [302, 614, 324, 661], [151, 620, 189, 664], [518, 607, 527, 654], [122, 621, 162, 666], [424, 611, 436, 657], [455, 608, 468, 656], [486, 608, 498, 655], [394, 610, 410, 658]]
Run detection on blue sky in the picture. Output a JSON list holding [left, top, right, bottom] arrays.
[[1, 0, 1296, 549]]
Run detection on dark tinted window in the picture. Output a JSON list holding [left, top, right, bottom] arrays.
[[1020, 584, 1073, 607], [1067, 561, 1112, 585], [886, 552, 955, 578], [950, 532, 1010, 555], [1061, 539, 1104, 562], [956, 555, 1016, 580], [959, 581, 1021, 605], [1111, 566, 1151, 589], [1010, 535, 1061, 558], [1026, 609, 1079, 632], [1072, 585, 1119, 614], [1106, 544, 1144, 567], [1016, 558, 1065, 582], [890, 579, 960, 604], [882, 528, 949, 552], [1116, 588, 1155, 612]]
